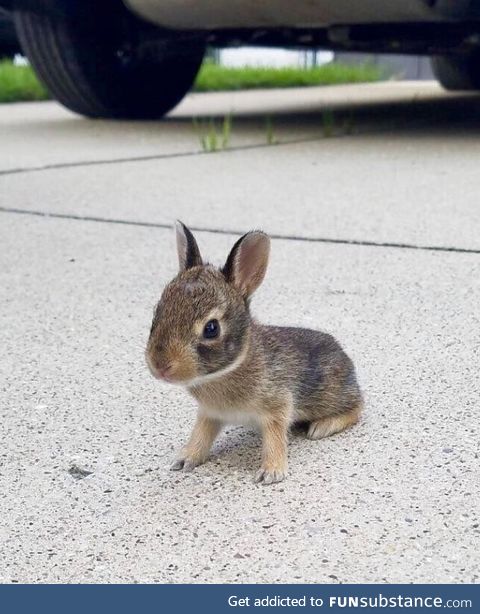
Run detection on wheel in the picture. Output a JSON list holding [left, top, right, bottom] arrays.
[[431, 53, 480, 91], [0, 9, 21, 58], [13, 2, 205, 119]]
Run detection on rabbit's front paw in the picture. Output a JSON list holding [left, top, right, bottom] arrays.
[[170, 456, 203, 472], [254, 466, 287, 485]]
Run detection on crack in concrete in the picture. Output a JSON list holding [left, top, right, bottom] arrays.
[[1, 205, 478, 255], [0, 135, 326, 178]]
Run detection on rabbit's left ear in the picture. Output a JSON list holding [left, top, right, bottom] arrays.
[[223, 231, 270, 298], [175, 221, 203, 271]]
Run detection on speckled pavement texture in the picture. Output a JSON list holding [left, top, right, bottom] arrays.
[[0, 84, 479, 583]]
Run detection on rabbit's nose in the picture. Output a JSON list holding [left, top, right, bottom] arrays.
[[157, 363, 175, 381]]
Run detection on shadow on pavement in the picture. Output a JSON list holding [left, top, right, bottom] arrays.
[[169, 90, 480, 138]]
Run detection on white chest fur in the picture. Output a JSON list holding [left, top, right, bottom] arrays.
[[201, 405, 261, 427]]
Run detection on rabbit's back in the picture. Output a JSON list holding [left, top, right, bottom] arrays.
[[255, 324, 362, 421]]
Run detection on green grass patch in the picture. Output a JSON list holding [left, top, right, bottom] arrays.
[[0, 59, 49, 103], [193, 61, 384, 92], [193, 114, 233, 152], [0, 58, 384, 104]]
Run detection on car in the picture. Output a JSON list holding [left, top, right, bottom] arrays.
[[1, 0, 480, 118]]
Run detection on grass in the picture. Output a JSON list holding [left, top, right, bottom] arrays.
[[322, 109, 335, 137], [265, 116, 276, 145], [0, 58, 385, 104], [0, 59, 49, 103], [193, 114, 232, 152], [193, 60, 384, 92]]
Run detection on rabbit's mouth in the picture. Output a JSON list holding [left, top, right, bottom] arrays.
[[145, 351, 196, 385], [159, 369, 187, 385], [147, 363, 176, 383], [145, 353, 169, 382]]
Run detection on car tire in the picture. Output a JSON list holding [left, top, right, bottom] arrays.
[[0, 9, 21, 59], [13, 4, 205, 119], [431, 54, 480, 91]]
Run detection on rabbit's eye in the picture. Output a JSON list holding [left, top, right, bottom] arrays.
[[203, 319, 220, 339]]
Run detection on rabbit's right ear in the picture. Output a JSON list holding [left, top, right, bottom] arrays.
[[223, 231, 270, 298], [175, 221, 203, 271]]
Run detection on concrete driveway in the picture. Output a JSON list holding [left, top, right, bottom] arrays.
[[0, 82, 479, 583]]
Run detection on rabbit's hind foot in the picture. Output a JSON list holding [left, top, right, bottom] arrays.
[[306, 404, 361, 440]]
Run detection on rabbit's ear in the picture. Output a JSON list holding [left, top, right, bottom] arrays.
[[223, 231, 270, 298], [175, 221, 203, 271]]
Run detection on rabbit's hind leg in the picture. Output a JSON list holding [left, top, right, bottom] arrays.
[[306, 403, 361, 440]]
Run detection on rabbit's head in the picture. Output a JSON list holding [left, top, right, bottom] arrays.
[[146, 222, 270, 386]]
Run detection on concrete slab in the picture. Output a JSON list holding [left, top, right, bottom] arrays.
[[2, 81, 480, 174], [174, 81, 457, 118], [1, 213, 479, 583], [0, 100, 202, 174], [2, 129, 480, 251]]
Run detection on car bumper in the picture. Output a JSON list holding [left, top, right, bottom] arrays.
[[125, 0, 480, 30]]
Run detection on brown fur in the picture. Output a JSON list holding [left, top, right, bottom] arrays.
[[146, 222, 363, 484]]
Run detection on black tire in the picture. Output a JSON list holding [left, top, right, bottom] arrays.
[[13, 3, 205, 119], [0, 9, 21, 58], [431, 53, 480, 91]]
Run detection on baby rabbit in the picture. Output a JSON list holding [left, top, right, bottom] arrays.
[[146, 222, 363, 485]]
